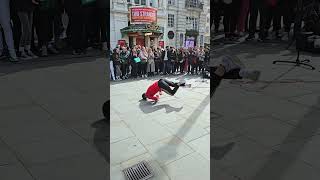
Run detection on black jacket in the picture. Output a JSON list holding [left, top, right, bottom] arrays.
[[96, 0, 108, 9], [64, 0, 82, 13], [12, 0, 36, 12]]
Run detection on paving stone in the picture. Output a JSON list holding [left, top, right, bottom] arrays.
[[30, 152, 108, 180], [188, 134, 210, 160], [164, 152, 210, 180], [0, 164, 34, 180], [145, 136, 194, 166], [110, 137, 147, 165], [110, 121, 135, 143]]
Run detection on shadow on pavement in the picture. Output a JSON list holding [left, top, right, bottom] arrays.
[[251, 97, 320, 179], [156, 94, 210, 165], [211, 142, 236, 160], [91, 118, 109, 163], [138, 100, 183, 114]]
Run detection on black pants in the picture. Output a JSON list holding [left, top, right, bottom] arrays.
[[179, 61, 184, 73], [158, 79, 179, 96], [210, 67, 242, 97], [95, 8, 107, 43], [140, 62, 147, 76], [265, 4, 281, 33], [10, 9, 21, 51], [282, 0, 297, 32], [121, 63, 128, 78], [34, 9, 55, 47], [67, 8, 87, 51], [223, 2, 239, 36], [155, 60, 161, 73], [213, 1, 223, 32], [248, 0, 266, 38], [131, 62, 138, 78]]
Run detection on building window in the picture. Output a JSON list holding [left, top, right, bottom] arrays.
[[168, 0, 175, 5], [186, 17, 198, 30], [200, 35, 204, 46], [134, 0, 146, 5], [168, 14, 174, 27], [186, 0, 198, 8]]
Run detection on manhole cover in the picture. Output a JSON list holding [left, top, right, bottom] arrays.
[[123, 161, 154, 180]]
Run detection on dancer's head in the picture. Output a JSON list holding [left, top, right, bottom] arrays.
[[142, 93, 147, 100]]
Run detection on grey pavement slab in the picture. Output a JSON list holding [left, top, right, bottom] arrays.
[[0, 56, 108, 179], [212, 166, 239, 180], [110, 137, 147, 165], [222, 151, 320, 180], [110, 121, 135, 143], [272, 135, 320, 170], [145, 136, 194, 166], [213, 136, 274, 169], [213, 42, 320, 179], [0, 164, 34, 180], [0, 79, 34, 108], [188, 134, 210, 160], [11, 134, 97, 166], [0, 141, 19, 166], [163, 152, 210, 180], [29, 152, 108, 180]]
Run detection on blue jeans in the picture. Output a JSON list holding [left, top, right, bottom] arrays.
[[0, 0, 16, 57], [163, 60, 171, 74]]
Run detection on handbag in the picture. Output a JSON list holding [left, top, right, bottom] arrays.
[[134, 57, 141, 63]]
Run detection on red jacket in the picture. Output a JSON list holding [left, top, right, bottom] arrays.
[[145, 81, 162, 101]]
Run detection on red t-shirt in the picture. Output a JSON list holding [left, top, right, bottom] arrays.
[[145, 81, 162, 101]]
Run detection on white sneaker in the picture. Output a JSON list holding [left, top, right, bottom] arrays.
[[41, 47, 48, 57], [48, 45, 59, 54], [247, 70, 261, 81], [282, 33, 289, 41], [26, 51, 38, 58], [20, 51, 32, 60]]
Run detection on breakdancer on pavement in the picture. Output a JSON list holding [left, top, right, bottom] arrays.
[[142, 79, 181, 102], [210, 54, 261, 97]]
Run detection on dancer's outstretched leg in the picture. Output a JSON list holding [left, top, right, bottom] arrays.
[[158, 79, 179, 96]]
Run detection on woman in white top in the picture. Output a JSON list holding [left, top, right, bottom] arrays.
[[139, 46, 148, 78], [147, 48, 155, 76]]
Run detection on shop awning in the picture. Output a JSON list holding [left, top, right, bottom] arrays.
[[121, 24, 163, 34]]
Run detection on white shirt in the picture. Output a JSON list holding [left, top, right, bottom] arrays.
[[164, 50, 168, 61]]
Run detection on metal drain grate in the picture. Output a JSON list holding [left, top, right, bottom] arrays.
[[123, 161, 154, 180]]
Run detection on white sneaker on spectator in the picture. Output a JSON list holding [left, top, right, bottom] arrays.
[[102, 42, 108, 51], [26, 50, 38, 59], [48, 45, 59, 54], [41, 47, 48, 57], [282, 33, 289, 41], [20, 51, 32, 60]]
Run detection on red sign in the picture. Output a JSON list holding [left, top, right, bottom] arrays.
[[118, 40, 126, 47], [159, 41, 164, 48], [130, 7, 157, 24]]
